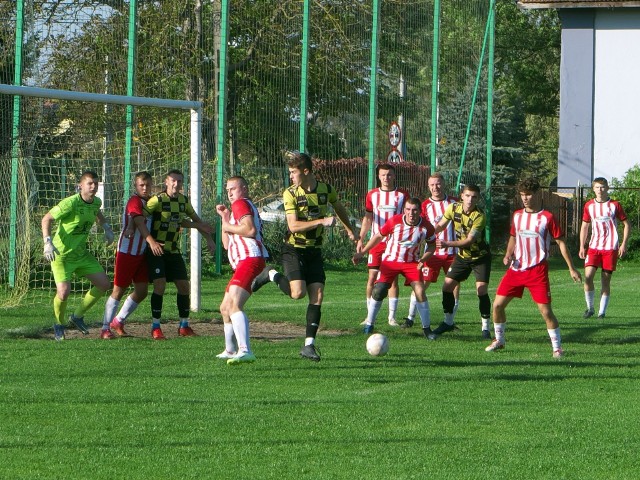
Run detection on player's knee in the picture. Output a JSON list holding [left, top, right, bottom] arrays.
[[372, 283, 389, 302], [290, 289, 306, 300]]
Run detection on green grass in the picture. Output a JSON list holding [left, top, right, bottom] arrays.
[[2, 259, 640, 479]]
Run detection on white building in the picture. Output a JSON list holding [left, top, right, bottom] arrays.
[[518, 1, 640, 187]]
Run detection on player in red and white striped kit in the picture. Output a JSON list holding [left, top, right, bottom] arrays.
[[356, 164, 409, 326], [101, 171, 164, 339], [353, 198, 436, 336], [578, 177, 630, 319], [215, 176, 268, 364], [486, 178, 582, 358], [404, 173, 461, 328]]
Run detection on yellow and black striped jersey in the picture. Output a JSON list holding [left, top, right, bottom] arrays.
[[443, 202, 490, 260], [283, 182, 338, 248]]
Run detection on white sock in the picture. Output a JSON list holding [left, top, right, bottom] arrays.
[[367, 299, 383, 326], [223, 322, 237, 353], [585, 290, 595, 311], [103, 296, 119, 329], [407, 292, 417, 320], [481, 317, 491, 331], [416, 300, 430, 328], [304, 337, 315, 346], [444, 312, 455, 326], [494, 323, 506, 343], [388, 297, 398, 321], [268, 269, 278, 281], [230, 311, 251, 353], [547, 327, 561, 350], [453, 300, 460, 314], [116, 296, 139, 323], [598, 295, 610, 315]]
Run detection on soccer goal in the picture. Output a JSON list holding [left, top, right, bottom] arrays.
[[0, 84, 207, 311]]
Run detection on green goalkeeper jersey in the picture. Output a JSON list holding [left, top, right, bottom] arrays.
[[49, 193, 102, 259]]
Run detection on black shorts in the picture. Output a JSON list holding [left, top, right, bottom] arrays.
[[446, 254, 492, 284], [146, 250, 188, 282], [281, 243, 326, 285]]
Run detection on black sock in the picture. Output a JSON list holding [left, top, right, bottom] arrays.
[[177, 294, 190, 318], [442, 291, 455, 314], [306, 304, 321, 338], [151, 293, 163, 319], [478, 294, 491, 318]]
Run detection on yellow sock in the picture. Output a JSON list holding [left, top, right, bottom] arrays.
[[74, 287, 104, 317], [53, 296, 67, 325]]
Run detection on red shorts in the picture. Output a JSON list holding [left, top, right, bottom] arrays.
[[496, 261, 551, 304], [377, 260, 422, 286], [422, 254, 455, 283], [584, 248, 618, 272], [113, 252, 148, 288], [226, 256, 266, 293], [367, 242, 387, 269]]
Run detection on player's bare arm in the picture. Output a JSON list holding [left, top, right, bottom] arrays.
[[133, 214, 163, 256], [438, 228, 480, 250], [503, 236, 516, 266], [417, 241, 436, 270], [619, 218, 631, 258], [578, 221, 590, 259], [556, 237, 582, 283], [357, 212, 373, 253], [285, 212, 335, 233], [332, 200, 359, 242], [352, 232, 384, 264], [182, 213, 215, 254], [433, 216, 449, 235]]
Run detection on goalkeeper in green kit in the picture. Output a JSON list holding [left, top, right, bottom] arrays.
[[41, 171, 114, 341]]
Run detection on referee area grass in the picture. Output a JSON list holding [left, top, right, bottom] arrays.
[[2, 258, 640, 479]]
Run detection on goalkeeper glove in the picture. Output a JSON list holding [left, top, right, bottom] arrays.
[[43, 237, 59, 262], [103, 223, 115, 246]]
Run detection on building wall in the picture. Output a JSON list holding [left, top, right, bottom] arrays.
[[593, 11, 640, 183], [558, 8, 640, 187]]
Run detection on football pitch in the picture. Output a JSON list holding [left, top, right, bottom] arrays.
[[1, 260, 640, 479]]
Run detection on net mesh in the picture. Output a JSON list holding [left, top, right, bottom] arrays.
[[0, 99, 193, 307]]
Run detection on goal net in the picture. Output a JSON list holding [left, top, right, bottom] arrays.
[[0, 86, 208, 311]]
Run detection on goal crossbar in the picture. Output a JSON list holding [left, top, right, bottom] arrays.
[[2, 84, 205, 311]]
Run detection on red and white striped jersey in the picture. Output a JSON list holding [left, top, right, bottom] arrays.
[[509, 209, 563, 271], [380, 214, 436, 263], [117, 195, 151, 256], [582, 199, 627, 251], [365, 188, 409, 236], [227, 198, 268, 270], [422, 195, 457, 256]]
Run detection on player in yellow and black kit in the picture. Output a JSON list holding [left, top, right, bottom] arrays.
[[251, 151, 359, 361], [429, 184, 493, 340], [144, 169, 215, 339]]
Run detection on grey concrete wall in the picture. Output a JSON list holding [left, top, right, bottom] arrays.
[[558, 10, 595, 188]]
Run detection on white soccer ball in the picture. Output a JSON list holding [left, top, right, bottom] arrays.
[[366, 333, 389, 357]]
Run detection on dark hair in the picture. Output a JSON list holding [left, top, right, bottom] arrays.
[[462, 184, 480, 194], [592, 177, 608, 188], [285, 151, 313, 172], [517, 177, 540, 194], [406, 197, 422, 208], [376, 163, 395, 174], [166, 169, 184, 178]]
